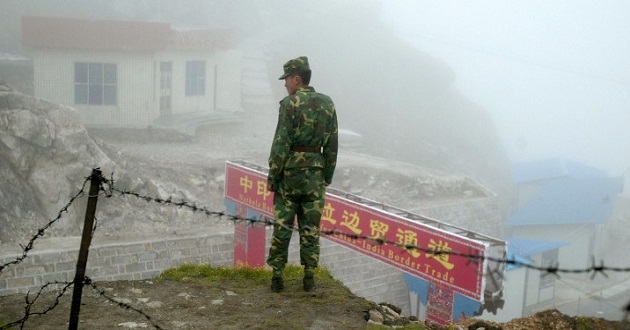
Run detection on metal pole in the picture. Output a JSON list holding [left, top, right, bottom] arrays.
[[68, 168, 102, 330]]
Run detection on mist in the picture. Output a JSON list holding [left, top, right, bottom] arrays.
[[382, 0, 630, 181], [6, 0, 627, 178], [1, 0, 629, 325]]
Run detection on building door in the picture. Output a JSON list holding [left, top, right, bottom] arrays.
[[160, 62, 172, 116]]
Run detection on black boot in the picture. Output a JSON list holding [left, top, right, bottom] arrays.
[[303, 270, 315, 292], [271, 276, 284, 292]]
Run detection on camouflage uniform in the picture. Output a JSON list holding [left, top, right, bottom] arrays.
[[266, 56, 338, 278]]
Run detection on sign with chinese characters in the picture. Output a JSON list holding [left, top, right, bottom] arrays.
[[224, 161, 488, 301], [225, 162, 274, 217], [319, 192, 487, 300]]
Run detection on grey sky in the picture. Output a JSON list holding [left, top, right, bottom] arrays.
[[380, 0, 630, 177]]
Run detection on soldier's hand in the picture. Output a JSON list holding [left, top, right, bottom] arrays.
[[267, 180, 279, 192]]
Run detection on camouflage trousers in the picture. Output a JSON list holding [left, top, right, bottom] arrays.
[[267, 167, 326, 275]]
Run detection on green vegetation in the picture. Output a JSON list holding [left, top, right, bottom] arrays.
[[157, 262, 270, 287], [156, 263, 336, 289], [576, 315, 599, 330], [156, 262, 362, 305]]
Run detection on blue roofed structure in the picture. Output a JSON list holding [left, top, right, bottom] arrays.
[[507, 176, 624, 226], [487, 158, 625, 322], [507, 157, 624, 270], [505, 237, 567, 270], [512, 158, 608, 183]]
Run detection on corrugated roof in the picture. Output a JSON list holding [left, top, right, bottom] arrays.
[[167, 28, 233, 50], [507, 176, 624, 226], [21, 16, 233, 52], [22, 16, 170, 51], [512, 158, 607, 183], [506, 237, 567, 270]]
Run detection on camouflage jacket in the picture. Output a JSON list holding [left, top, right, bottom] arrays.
[[268, 86, 338, 189]]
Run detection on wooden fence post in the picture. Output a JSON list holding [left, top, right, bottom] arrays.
[[68, 168, 102, 330]]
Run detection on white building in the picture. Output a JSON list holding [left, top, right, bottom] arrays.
[[21, 16, 242, 132]]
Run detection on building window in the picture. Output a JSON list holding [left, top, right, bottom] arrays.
[[185, 60, 206, 96], [74, 63, 117, 105]]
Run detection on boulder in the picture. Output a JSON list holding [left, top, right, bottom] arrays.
[[0, 84, 116, 242]]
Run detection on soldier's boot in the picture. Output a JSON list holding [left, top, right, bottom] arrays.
[[303, 268, 315, 292], [271, 270, 284, 293], [271, 276, 284, 292]]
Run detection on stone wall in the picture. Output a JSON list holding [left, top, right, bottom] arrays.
[[0, 232, 234, 296], [0, 229, 412, 314], [1, 196, 500, 317]]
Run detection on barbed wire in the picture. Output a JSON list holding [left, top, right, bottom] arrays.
[[99, 174, 630, 279], [2, 170, 629, 328], [84, 276, 166, 330], [0, 277, 166, 330], [0, 175, 91, 274], [0, 280, 75, 330], [100, 172, 630, 324]]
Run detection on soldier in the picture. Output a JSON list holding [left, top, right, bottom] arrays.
[[266, 56, 338, 292]]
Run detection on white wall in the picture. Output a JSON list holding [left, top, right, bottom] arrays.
[[32, 48, 243, 128], [215, 49, 243, 112], [33, 49, 156, 127], [509, 224, 595, 270], [157, 49, 242, 116], [480, 267, 527, 323]]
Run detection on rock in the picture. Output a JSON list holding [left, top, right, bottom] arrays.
[[380, 304, 400, 319], [366, 303, 415, 328], [0, 89, 117, 242], [117, 322, 148, 328], [170, 321, 188, 328], [145, 301, 163, 308], [0, 82, 17, 93], [368, 309, 384, 323]]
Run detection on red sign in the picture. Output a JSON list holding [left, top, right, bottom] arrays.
[[233, 220, 266, 268], [426, 283, 454, 326], [224, 161, 488, 300], [225, 162, 274, 217]]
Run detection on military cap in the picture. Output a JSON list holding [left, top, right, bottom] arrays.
[[278, 56, 310, 80]]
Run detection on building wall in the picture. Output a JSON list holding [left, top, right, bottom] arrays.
[[215, 49, 243, 112], [156, 49, 242, 116], [479, 267, 527, 322], [0, 232, 234, 296], [284, 229, 412, 315], [32, 49, 157, 127], [31, 48, 242, 128], [509, 224, 595, 269]]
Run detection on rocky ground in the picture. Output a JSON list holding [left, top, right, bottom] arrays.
[[0, 271, 627, 329]]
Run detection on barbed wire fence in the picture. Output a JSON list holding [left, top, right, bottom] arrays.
[[0, 168, 629, 329]]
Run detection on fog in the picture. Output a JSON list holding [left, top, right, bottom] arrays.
[[1, 0, 629, 323], [382, 1, 630, 181], [4, 0, 628, 181]]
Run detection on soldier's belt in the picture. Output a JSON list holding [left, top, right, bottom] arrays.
[[291, 146, 321, 153]]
